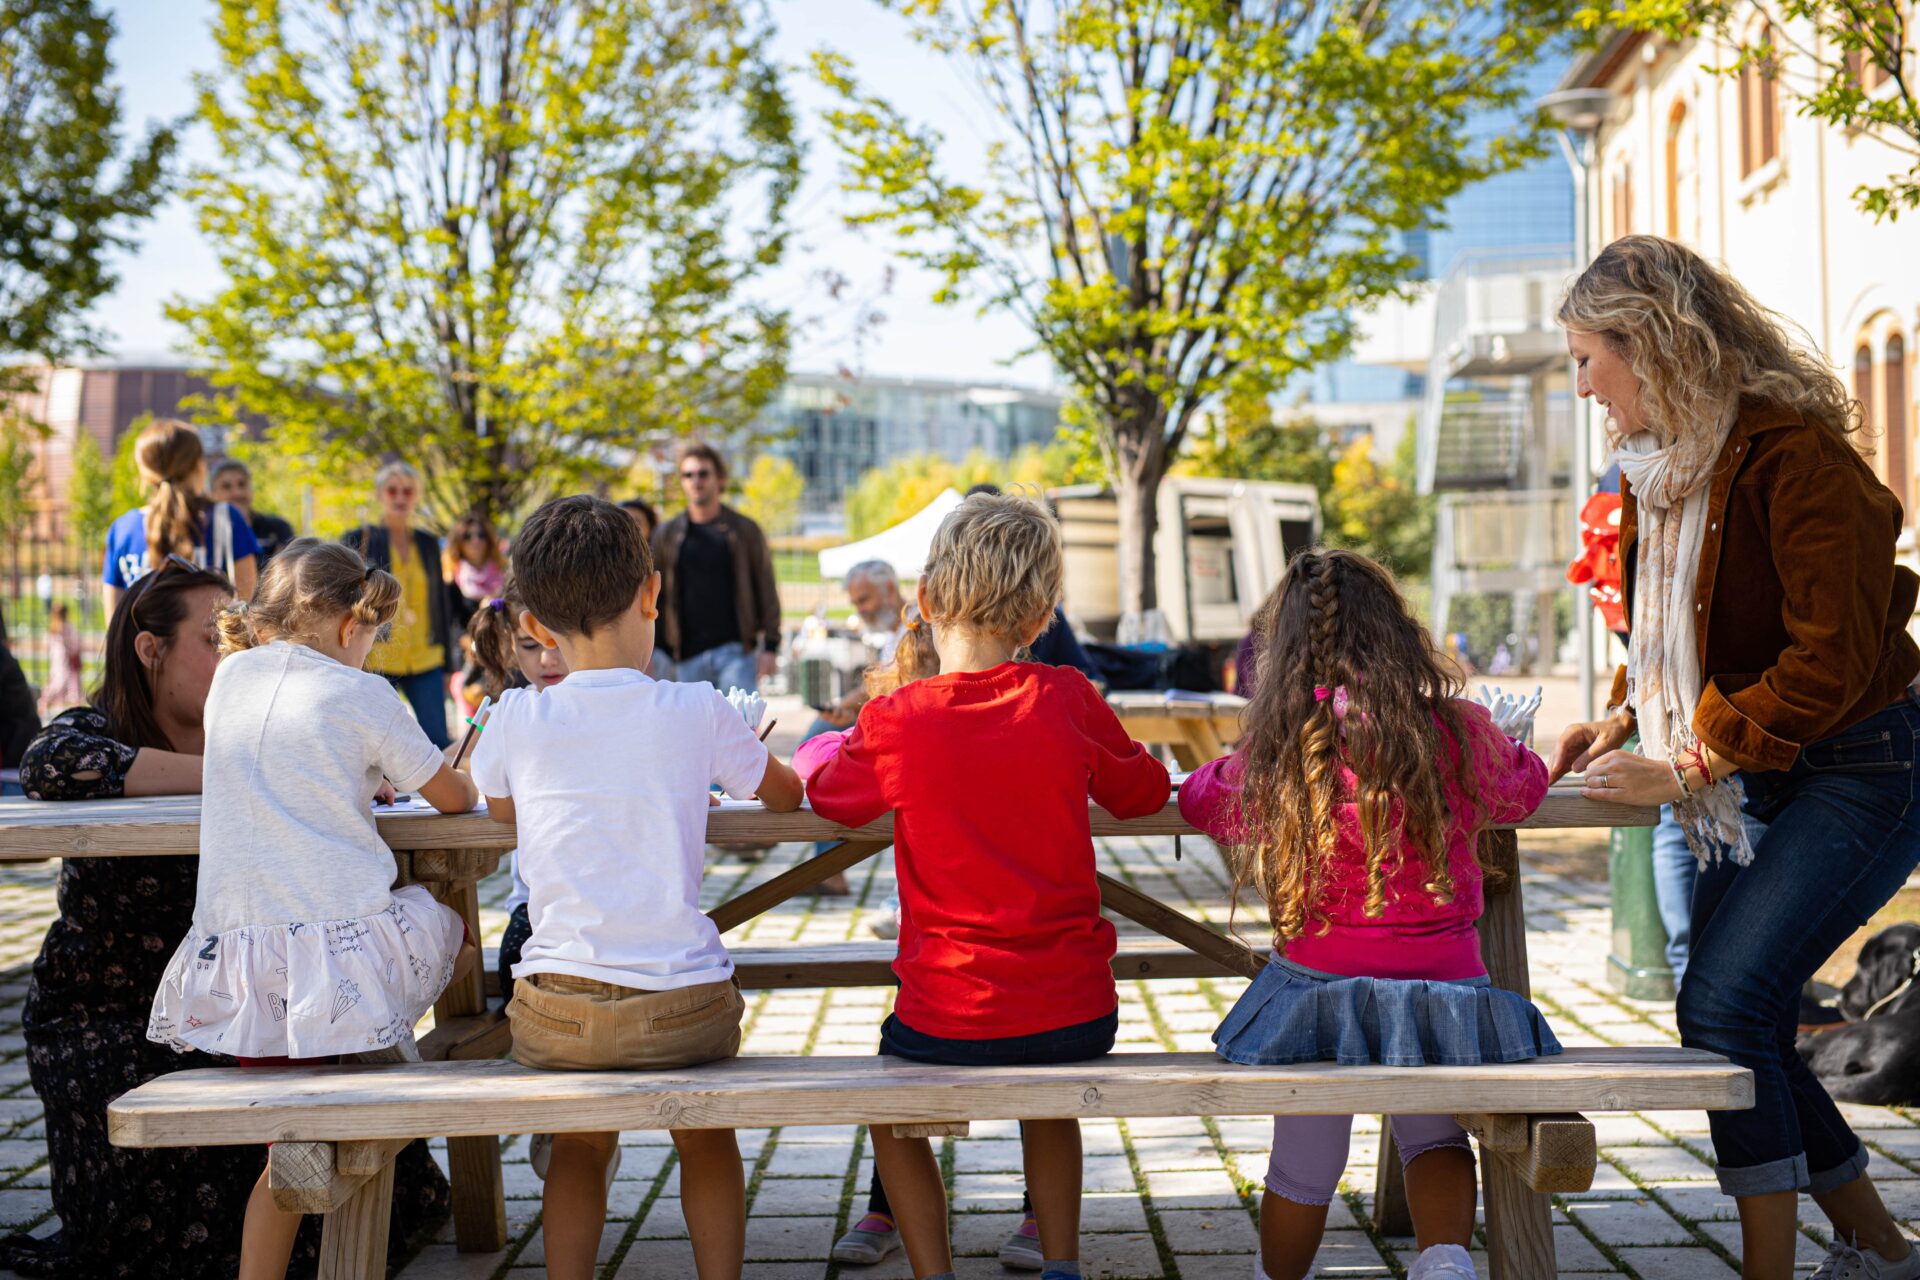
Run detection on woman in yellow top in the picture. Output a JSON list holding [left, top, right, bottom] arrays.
[[344, 461, 456, 745]]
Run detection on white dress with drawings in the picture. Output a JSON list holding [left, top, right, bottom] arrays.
[[148, 641, 465, 1058]]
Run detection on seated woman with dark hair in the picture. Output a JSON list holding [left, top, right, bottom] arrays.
[[0, 561, 449, 1279]]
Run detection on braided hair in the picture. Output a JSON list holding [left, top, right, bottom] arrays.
[[1228, 549, 1485, 946]]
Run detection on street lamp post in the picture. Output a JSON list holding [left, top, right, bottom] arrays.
[[1538, 87, 1616, 721]]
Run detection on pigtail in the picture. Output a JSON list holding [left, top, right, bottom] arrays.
[[351, 565, 402, 631], [467, 585, 524, 700], [215, 599, 260, 655]]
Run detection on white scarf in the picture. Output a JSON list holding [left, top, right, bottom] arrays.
[[1617, 424, 1756, 866]]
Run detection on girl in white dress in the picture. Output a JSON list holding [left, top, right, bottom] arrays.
[[147, 538, 479, 1280]]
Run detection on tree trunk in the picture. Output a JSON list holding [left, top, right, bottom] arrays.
[[1109, 407, 1170, 618]]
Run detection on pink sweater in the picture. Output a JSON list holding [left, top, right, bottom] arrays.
[[1178, 700, 1548, 980]]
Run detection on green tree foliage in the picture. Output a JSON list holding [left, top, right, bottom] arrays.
[[736, 454, 807, 537], [1324, 431, 1433, 578], [68, 428, 113, 552], [173, 0, 802, 528], [0, 0, 175, 362], [843, 443, 1099, 538], [1177, 391, 1339, 494], [814, 0, 1574, 613], [1582, 0, 1918, 217], [108, 416, 144, 517]]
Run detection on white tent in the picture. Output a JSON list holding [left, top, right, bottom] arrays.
[[817, 488, 965, 581]]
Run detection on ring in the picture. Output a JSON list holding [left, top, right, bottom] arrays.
[[1593, 774, 1608, 788]]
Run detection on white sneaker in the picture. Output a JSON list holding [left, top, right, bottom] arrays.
[[1813, 1238, 1920, 1279], [528, 1132, 621, 1190], [1407, 1243, 1478, 1280]]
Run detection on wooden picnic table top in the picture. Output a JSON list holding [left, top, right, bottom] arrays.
[[0, 784, 1652, 860]]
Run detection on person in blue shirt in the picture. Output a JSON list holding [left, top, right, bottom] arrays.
[[102, 420, 258, 613]]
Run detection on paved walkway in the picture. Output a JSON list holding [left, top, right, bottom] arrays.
[[0, 830, 1904, 1278]]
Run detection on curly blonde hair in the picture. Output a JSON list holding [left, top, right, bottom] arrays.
[[217, 539, 401, 654], [919, 490, 1063, 644], [1558, 235, 1858, 443]]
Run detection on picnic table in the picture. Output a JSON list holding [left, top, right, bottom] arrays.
[[0, 785, 1657, 1275], [1106, 690, 1249, 770]]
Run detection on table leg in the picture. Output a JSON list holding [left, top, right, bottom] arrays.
[[318, 1154, 396, 1280], [1168, 737, 1207, 772], [709, 838, 891, 934], [1473, 829, 1554, 1278], [1095, 873, 1263, 980], [428, 875, 507, 1254]]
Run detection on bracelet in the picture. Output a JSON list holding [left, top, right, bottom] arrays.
[[1682, 743, 1715, 789], [1669, 755, 1694, 799]]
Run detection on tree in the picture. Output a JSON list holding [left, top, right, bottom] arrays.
[[0, 0, 175, 365], [736, 454, 806, 537], [108, 416, 144, 517], [842, 444, 1101, 539], [1584, 0, 1918, 217], [1177, 390, 1339, 494], [68, 428, 113, 553], [173, 0, 802, 528], [815, 0, 1574, 614], [1323, 430, 1433, 578]]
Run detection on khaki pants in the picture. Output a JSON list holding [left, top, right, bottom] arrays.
[[507, 972, 744, 1071]]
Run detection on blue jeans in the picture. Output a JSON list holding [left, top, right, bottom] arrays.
[[879, 1009, 1117, 1066], [385, 669, 450, 748], [661, 641, 758, 694], [1652, 805, 1770, 988], [1678, 696, 1920, 1196]]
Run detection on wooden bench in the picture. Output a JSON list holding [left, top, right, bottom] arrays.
[[1107, 691, 1249, 770], [108, 1047, 1751, 1280]]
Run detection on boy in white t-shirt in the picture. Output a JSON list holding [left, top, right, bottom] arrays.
[[470, 495, 803, 1280]]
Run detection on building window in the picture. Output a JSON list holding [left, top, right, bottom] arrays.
[[1740, 23, 1783, 176], [1611, 160, 1633, 238], [1665, 101, 1687, 240], [1890, 334, 1911, 513], [1847, 4, 1905, 88]]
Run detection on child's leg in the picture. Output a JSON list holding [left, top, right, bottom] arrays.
[[1260, 1115, 1356, 1280], [1388, 1115, 1476, 1250], [1019, 1118, 1083, 1262], [239, 1161, 304, 1280], [673, 1127, 746, 1280], [869, 1125, 951, 1277], [542, 1130, 618, 1280]]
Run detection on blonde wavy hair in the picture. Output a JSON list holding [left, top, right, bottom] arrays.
[[918, 490, 1063, 643], [1559, 235, 1858, 443], [217, 538, 401, 655]]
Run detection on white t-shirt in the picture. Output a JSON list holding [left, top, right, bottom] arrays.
[[196, 642, 446, 932], [469, 667, 771, 990]]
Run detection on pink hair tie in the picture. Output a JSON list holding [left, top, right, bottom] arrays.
[[1313, 685, 1351, 720]]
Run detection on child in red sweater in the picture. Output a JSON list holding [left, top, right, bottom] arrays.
[[805, 491, 1170, 1280]]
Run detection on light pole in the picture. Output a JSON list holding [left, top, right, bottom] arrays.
[[1539, 87, 1616, 720]]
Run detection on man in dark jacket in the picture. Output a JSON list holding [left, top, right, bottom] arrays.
[[208, 459, 297, 562], [652, 442, 783, 692]]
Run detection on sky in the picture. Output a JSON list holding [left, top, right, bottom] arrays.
[[92, 0, 1055, 387]]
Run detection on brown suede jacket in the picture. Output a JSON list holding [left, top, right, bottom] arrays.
[[1609, 400, 1920, 773], [652, 504, 783, 662]]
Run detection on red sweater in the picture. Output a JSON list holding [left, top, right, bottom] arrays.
[[805, 663, 1171, 1039]]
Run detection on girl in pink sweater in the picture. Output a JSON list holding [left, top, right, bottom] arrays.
[[1181, 550, 1553, 1280]]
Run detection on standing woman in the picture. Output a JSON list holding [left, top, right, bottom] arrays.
[[1551, 236, 1920, 1279], [346, 461, 456, 745], [101, 420, 258, 615], [443, 511, 506, 635]]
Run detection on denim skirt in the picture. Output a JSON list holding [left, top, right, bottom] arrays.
[[1214, 956, 1564, 1067]]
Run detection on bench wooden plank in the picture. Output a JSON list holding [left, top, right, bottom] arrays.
[[108, 1048, 1751, 1148], [0, 786, 1659, 859]]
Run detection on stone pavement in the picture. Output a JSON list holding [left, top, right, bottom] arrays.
[[0, 831, 1908, 1278]]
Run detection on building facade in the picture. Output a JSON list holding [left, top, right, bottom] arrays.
[[752, 372, 1064, 523], [1561, 23, 1919, 528]]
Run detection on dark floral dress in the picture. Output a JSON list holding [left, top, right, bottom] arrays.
[[3, 708, 449, 1278]]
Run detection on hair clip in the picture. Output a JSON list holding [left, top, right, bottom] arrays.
[[487, 597, 507, 613], [1313, 685, 1351, 720], [363, 563, 376, 581]]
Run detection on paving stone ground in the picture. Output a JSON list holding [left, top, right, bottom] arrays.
[[0, 827, 1909, 1277]]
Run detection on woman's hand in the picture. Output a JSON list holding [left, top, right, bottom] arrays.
[[1548, 712, 1635, 782], [1580, 748, 1684, 806]]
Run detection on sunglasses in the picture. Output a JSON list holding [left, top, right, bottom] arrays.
[[156, 552, 203, 576], [384, 487, 417, 498], [680, 468, 714, 480], [460, 531, 489, 542]]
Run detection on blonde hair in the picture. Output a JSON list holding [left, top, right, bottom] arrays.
[[136, 420, 211, 571], [919, 490, 1064, 642], [1559, 235, 1858, 443], [865, 604, 941, 697], [217, 538, 401, 654], [373, 460, 419, 492]]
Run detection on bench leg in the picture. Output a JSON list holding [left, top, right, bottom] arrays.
[[429, 875, 508, 1253], [319, 1155, 396, 1280], [1480, 1156, 1555, 1280]]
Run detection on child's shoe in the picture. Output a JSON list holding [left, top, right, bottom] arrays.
[[867, 894, 901, 940], [1812, 1237, 1920, 1279], [998, 1215, 1043, 1270], [1407, 1243, 1477, 1280], [829, 1213, 900, 1264]]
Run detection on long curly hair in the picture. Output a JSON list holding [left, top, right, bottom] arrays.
[[1558, 235, 1858, 444], [1229, 549, 1483, 945]]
